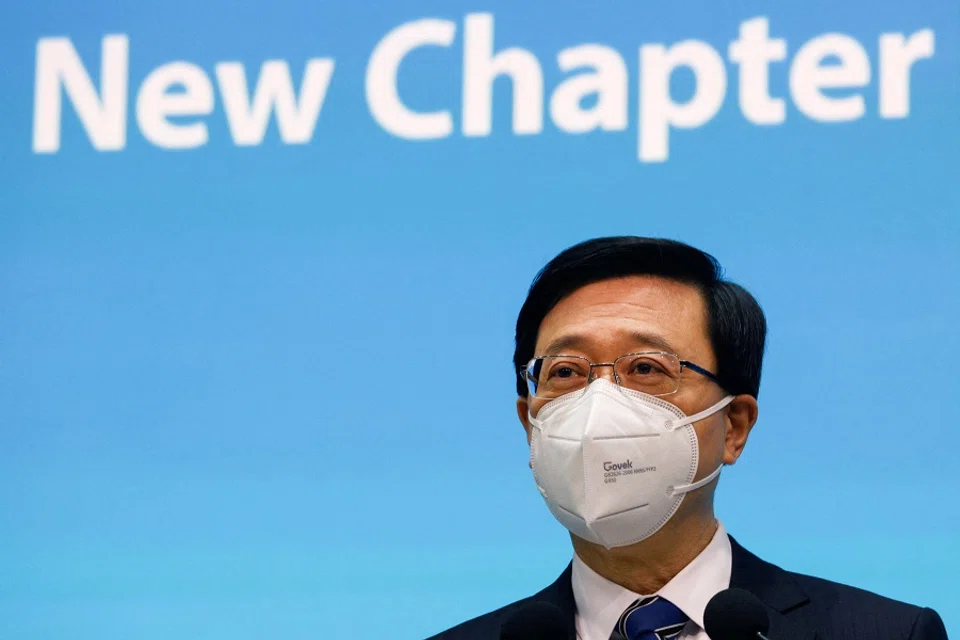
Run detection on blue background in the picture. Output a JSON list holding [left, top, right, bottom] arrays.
[[2, 1, 958, 638]]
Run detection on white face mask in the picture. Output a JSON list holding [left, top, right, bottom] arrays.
[[528, 378, 734, 549]]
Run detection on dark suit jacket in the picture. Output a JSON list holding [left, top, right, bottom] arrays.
[[426, 536, 948, 639]]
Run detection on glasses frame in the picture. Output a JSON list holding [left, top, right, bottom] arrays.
[[521, 351, 720, 399]]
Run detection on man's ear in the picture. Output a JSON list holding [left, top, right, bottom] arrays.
[[723, 394, 759, 465], [516, 396, 533, 445]]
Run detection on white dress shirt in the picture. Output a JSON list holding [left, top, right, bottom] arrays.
[[571, 521, 733, 640]]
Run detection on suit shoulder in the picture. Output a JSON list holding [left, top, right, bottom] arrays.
[[784, 568, 947, 637], [424, 564, 575, 640], [788, 568, 924, 614], [730, 539, 946, 639], [423, 595, 539, 640]]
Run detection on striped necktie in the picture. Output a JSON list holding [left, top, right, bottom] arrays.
[[611, 595, 689, 640]]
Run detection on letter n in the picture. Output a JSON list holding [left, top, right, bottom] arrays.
[[33, 35, 129, 153]]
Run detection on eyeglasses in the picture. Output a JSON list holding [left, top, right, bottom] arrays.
[[521, 352, 719, 399]]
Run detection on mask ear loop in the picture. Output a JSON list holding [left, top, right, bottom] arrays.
[[665, 395, 735, 496], [666, 395, 735, 431], [669, 464, 723, 496]]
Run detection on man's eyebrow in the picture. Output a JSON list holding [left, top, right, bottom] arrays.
[[628, 331, 677, 354], [538, 331, 678, 357], [540, 334, 590, 356]]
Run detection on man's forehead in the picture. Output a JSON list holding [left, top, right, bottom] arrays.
[[533, 276, 711, 358], [540, 276, 704, 322]]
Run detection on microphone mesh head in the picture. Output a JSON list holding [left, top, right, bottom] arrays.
[[499, 600, 572, 640], [703, 588, 770, 640]]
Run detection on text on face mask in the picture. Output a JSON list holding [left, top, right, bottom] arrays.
[[604, 460, 657, 483]]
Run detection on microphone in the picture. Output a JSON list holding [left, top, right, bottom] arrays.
[[499, 600, 574, 640], [703, 588, 771, 640]]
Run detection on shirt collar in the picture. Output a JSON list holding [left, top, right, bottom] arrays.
[[571, 521, 732, 638]]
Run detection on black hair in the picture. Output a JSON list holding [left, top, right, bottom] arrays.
[[513, 236, 766, 398]]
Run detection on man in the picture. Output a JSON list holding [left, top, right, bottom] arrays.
[[428, 237, 948, 639]]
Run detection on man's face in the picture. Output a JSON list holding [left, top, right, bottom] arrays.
[[517, 275, 746, 481]]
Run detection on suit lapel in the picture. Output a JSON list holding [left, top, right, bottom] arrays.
[[530, 563, 578, 637], [728, 536, 817, 640]]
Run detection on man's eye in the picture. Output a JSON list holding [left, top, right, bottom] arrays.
[[628, 359, 667, 376]]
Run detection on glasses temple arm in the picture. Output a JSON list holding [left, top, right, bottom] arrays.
[[681, 360, 720, 382]]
